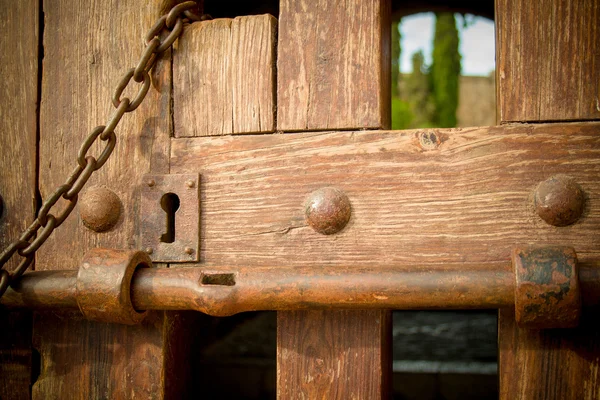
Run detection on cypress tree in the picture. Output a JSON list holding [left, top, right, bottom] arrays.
[[430, 13, 461, 127], [391, 20, 400, 97], [403, 50, 435, 127], [391, 19, 414, 129]]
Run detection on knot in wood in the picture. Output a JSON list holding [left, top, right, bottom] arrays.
[[534, 175, 584, 227], [304, 187, 351, 235]]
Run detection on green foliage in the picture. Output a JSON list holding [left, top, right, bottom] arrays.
[[391, 96, 413, 130], [391, 19, 413, 129], [430, 13, 461, 128], [402, 51, 436, 128], [392, 13, 461, 130], [391, 20, 401, 97]]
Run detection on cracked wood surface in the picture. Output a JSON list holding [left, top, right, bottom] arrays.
[[171, 122, 600, 268], [0, 1, 38, 398], [497, 1, 600, 398], [270, 1, 392, 397], [32, 1, 191, 398], [277, 310, 391, 399], [496, 0, 600, 122], [277, 0, 391, 131], [173, 14, 277, 137]]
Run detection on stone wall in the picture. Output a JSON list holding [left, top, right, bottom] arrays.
[[457, 74, 496, 127]]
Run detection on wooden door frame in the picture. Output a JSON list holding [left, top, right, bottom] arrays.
[[1, 0, 599, 399]]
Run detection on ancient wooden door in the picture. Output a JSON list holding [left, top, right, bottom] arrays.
[[0, 0, 599, 399]]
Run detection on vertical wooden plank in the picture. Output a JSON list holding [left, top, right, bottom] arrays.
[[499, 309, 600, 399], [170, 11, 280, 399], [0, 312, 34, 400], [173, 15, 277, 137], [32, 1, 188, 398], [496, 0, 600, 122], [37, 1, 172, 268], [277, 0, 391, 131], [497, 0, 600, 398], [276, 0, 392, 398], [0, 0, 39, 398], [277, 310, 391, 399]]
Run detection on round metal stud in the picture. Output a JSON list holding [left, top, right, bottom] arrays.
[[304, 187, 351, 235], [79, 187, 122, 232], [534, 175, 585, 227]]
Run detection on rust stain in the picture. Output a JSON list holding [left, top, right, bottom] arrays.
[[513, 246, 581, 329], [534, 175, 585, 227], [304, 187, 351, 235]]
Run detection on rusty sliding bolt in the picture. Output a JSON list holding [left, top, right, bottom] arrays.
[[2, 246, 599, 329]]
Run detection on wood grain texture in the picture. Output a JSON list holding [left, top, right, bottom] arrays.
[[499, 308, 600, 400], [277, 310, 391, 399], [497, 1, 600, 397], [38, 0, 172, 269], [33, 1, 183, 398], [171, 122, 600, 267], [173, 15, 277, 137], [276, 2, 392, 397], [0, 0, 38, 398], [0, 312, 34, 400], [33, 312, 166, 399], [277, 0, 391, 131], [0, 0, 38, 272], [496, 0, 600, 122]]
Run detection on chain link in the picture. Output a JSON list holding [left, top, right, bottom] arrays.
[[0, 1, 207, 300]]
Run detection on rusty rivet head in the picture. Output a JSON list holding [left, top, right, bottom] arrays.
[[534, 175, 585, 227], [79, 187, 122, 232], [304, 187, 351, 235], [145, 247, 153, 255], [186, 180, 195, 188], [184, 247, 194, 255], [147, 179, 156, 187]]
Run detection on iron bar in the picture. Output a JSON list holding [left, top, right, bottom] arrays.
[[2, 262, 598, 317]]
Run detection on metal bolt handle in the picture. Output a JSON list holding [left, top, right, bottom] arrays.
[[2, 246, 595, 329]]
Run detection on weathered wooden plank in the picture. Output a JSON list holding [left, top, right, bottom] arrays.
[[277, 0, 391, 131], [33, 1, 183, 398], [171, 122, 600, 267], [277, 310, 391, 399], [497, 0, 600, 397], [38, 0, 172, 268], [173, 15, 277, 137], [275, 1, 392, 397], [496, 0, 600, 122], [0, 312, 33, 400], [498, 308, 600, 399], [0, 0, 39, 398]]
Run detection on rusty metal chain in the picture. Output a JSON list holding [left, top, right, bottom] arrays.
[[0, 1, 210, 299]]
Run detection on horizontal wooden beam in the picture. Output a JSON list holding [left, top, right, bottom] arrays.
[[171, 122, 600, 267]]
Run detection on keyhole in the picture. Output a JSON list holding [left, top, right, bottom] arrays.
[[160, 193, 180, 243]]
